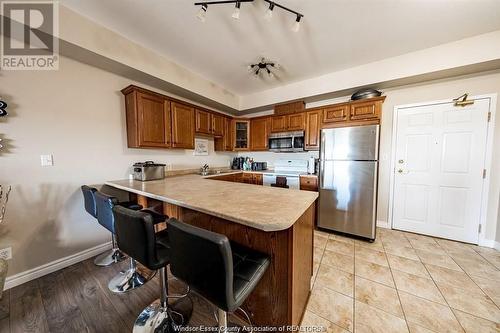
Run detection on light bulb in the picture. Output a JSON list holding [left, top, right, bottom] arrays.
[[197, 5, 207, 22], [232, 2, 241, 19], [291, 15, 301, 32]]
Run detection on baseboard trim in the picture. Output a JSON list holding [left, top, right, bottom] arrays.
[[494, 241, 500, 251], [377, 220, 390, 229], [478, 238, 496, 248], [4, 242, 111, 291]]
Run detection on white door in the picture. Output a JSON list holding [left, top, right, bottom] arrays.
[[392, 98, 491, 244]]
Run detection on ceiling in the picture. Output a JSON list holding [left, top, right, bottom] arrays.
[[62, 0, 500, 96]]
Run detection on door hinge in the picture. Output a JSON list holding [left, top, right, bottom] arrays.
[[483, 169, 487, 179], [487, 112, 491, 122], [478, 224, 482, 234]]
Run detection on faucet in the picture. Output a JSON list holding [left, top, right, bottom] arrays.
[[200, 164, 210, 176]]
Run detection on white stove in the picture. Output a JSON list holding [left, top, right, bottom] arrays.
[[263, 160, 308, 189]]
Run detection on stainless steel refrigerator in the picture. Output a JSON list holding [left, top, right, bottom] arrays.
[[318, 125, 379, 240]]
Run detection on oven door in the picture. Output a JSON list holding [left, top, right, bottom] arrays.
[[268, 135, 293, 152]]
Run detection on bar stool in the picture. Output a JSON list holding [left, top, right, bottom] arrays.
[[94, 192, 155, 292], [81, 185, 137, 266], [112, 205, 192, 333], [167, 218, 270, 330]]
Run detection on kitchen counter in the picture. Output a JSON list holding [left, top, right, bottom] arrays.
[[105, 174, 317, 232], [105, 173, 316, 325]]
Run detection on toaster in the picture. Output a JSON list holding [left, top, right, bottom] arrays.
[[133, 161, 166, 181]]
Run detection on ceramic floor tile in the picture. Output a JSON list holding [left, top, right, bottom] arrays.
[[331, 234, 355, 244], [478, 252, 500, 270], [470, 275, 500, 307], [398, 291, 464, 333], [314, 233, 328, 249], [316, 264, 354, 297], [355, 239, 384, 251], [384, 245, 420, 261], [354, 300, 409, 333], [326, 239, 354, 256], [392, 269, 446, 304], [355, 258, 394, 287], [354, 276, 404, 318], [382, 238, 413, 249], [321, 248, 355, 274], [425, 264, 483, 293], [314, 246, 325, 263], [387, 254, 431, 279], [301, 310, 350, 333], [407, 322, 438, 333], [315, 229, 331, 239], [452, 256, 500, 278], [416, 249, 462, 271], [308, 285, 353, 331], [452, 309, 500, 333], [355, 246, 389, 267], [437, 284, 500, 323]]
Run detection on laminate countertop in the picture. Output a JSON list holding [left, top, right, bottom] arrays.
[[105, 174, 318, 232]]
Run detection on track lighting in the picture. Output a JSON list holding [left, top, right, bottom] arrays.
[[265, 2, 274, 20], [232, 1, 241, 19], [291, 15, 301, 32], [196, 4, 207, 22]]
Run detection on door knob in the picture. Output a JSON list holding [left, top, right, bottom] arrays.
[[398, 169, 404, 174], [398, 159, 404, 164]]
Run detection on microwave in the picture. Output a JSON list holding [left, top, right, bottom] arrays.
[[268, 131, 305, 152]]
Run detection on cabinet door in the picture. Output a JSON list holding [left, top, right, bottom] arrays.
[[271, 116, 287, 132], [224, 118, 233, 150], [195, 109, 212, 134], [253, 173, 263, 185], [300, 176, 318, 191], [250, 117, 270, 151], [350, 100, 381, 121], [241, 173, 253, 184], [287, 113, 305, 131], [212, 113, 224, 137], [305, 110, 321, 150], [323, 105, 349, 123], [171, 102, 195, 149], [234, 120, 250, 150], [137, 92, 171, 147]]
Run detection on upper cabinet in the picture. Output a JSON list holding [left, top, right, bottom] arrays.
[[305, 110, 321, 150], [271, 113, 306, 133], [212, 113, 224, 137], [234, 120, 250, 150], [322, 97, 385, 127], [350, 99, 382, 121], [171, 102, 195, 149], [250, 117, 270, 151], [323, 104, 348, 123], [195, 109, 212, 135]]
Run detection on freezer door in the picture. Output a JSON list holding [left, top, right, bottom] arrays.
[[318, 160, 378, 239], [320, 125, 379, 161]]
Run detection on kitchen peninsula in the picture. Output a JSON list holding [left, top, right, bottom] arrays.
[[105, 174, 318, 325]]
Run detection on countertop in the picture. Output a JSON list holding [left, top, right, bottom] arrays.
[[105, 174, 318, 232]]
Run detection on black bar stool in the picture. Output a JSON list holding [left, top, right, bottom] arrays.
[[112, 206, 192, 333], [94, 192, 156, 293], [167, 218, 270, 330], [81, 185, 138, 266]]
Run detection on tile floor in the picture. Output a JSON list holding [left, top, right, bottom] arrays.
[[301, 228, 500, 333]]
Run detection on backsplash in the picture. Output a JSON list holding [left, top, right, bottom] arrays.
[[237, 151, 319, 167]]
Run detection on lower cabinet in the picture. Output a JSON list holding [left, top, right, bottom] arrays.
[[210, 172, 263, 185], [299, 175, 318, 191]]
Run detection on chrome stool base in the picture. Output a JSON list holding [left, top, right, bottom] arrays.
[[108, 259, 155, 293], [132, 296, 192, 333], [94, 248, 126, 267]]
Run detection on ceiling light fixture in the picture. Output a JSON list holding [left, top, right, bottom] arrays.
[[232, 1, 241, 19], [291, 15, 301, 32], [196, 3, 208, 22], [249, 58, 277, 78]]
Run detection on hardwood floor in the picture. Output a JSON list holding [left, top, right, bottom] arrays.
[[1, 257, 220, 333]]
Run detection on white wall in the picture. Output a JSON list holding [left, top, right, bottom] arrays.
[[0, 55, 234, 277]]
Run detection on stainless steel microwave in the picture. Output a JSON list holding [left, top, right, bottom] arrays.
[[268, 131, 305, 152]]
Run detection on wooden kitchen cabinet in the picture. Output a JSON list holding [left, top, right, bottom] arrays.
[[271, 115, 287, 132], [300, 175, 318, 192], [252, 173, 263, 185], [323, 104, 349, 123], [195, 109, 212, 135], [350, 99, 382, 121], [234, 120, 250, 150], [305, 110, 321, 150], [287, 113, 306, 131], [212, 113, 224, 137], [171, 102, 195, 149], [250, 117, 270, 151]]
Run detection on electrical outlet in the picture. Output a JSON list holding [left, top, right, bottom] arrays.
[[0, 247, 12, 260]]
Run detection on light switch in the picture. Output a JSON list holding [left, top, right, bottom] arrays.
[[40, 154, 54, 166]]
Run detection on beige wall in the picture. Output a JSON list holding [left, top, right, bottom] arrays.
[[0, 55, 234, 277]]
